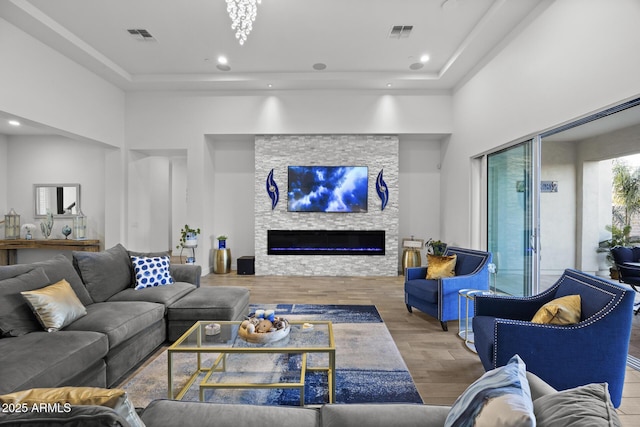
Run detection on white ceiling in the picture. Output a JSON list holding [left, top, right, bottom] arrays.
[[2, 0, 639, 143], [0, 0, 545, 92]]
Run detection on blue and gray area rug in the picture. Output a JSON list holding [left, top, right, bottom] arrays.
[[122, 304, 422, 407]]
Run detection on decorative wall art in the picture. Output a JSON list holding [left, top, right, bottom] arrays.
[[376, 169, 389, 211], [266, 169, 279, 210]]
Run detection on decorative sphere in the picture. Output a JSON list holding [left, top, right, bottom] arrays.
[[62, 225, 72, 238]]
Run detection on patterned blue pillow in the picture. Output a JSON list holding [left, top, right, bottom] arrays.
[[131, 256, 174, 290], [445, 354, 535, 427]]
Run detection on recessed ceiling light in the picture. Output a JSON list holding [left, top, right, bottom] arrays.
[[312, 63, 327, 71], [420, 54, 430, 63], [267, 84, 273, 88], [8, 120, 20, 126], [386, 83, 392, 88], [409, 63, 424, 70], [216, 56, 231, 71]]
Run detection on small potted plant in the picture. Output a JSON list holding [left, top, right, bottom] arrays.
[[217, 235, 228, 249], [177, 225, 200, 249], [425, 238, 447, 256], [22, 223, 36, 240]]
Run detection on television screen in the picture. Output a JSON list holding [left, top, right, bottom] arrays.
[[288, 166, 368, 212]]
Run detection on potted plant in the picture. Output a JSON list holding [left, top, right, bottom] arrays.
[[597, 224, 640, 278], [217, 235, 228, 249], [425, 238, 447, 256], [177, 225, 200, 249]]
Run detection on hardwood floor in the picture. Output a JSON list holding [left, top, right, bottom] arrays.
[[201, 271, 640, 426]]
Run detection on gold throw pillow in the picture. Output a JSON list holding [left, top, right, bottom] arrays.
[[531, 295, 581, 325], [0, 387, 145, 427], [21, 279, 87, 332], [0, 387, 125, 407], [426, 254, 457, 279]]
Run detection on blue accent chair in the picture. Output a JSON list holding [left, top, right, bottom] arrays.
[[610, 246, 640, 315], [404, 247, 492, 331], [473, 269, 634, 408]]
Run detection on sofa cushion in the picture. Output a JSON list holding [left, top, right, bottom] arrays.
[[321, 403, 449, 427], [0, 387, 144, 427], [445, 354, 534, 427], [404, 279, 438, 304], [0, 268, 51, 337], [427, 254, 457, 279], [0, 330, 108, 394], [0, 254, 93, 306], [533, 382, 621, 427], [0, 404, 130, 427], [167, 287, 250, 321], [64, 301, 165, 348], [21, 279, 87, 332], [73, 244, 132, 303], [108, 281, 195, 307], [131, 256, 174, 290], [141, 400, 319, 427]]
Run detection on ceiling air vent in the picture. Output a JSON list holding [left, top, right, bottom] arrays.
[[127, 29, 156, 41], [389, 25, 413, 39]]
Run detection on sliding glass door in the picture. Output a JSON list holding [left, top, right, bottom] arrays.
[[487, 139, 540, 296]]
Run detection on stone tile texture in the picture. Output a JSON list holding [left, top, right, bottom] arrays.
[[255, 135, 399, 276]]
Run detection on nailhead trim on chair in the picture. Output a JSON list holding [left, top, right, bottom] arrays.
[[490, 269, 628, 368]]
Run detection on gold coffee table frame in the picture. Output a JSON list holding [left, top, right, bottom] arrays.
[[168, 320, 335, 406]]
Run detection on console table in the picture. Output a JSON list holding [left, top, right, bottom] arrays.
[[0, 239, 101, 266]]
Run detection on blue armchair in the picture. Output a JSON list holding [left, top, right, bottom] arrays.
[[404, 247, 492, 331], [473, 269, 634, 407], [610, 246, 640, 315]]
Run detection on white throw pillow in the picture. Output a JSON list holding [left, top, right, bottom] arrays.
[[131, 256, 174, 290], [445, 354, 535, 427]]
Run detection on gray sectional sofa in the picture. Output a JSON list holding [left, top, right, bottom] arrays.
[[0, 244, 250, 395], [0, 372, 622, 426]]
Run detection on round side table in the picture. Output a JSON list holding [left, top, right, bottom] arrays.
[[458, 289, 493, 353], [213, 248, 231, 274], [401, 248, 421, 274]]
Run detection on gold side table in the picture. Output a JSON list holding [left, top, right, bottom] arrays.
[[213, 248, 231, 274]]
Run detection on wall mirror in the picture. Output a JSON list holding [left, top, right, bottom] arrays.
[[34, 184, 80, 218]]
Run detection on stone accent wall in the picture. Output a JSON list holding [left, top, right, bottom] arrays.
[[255, 135, 399, 276]]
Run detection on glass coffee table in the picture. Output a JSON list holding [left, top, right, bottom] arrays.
[[168, 320, 335, 406]]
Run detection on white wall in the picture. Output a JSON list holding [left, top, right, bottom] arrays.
[[0, 18, 125, 147], [446, 0, 640, 247], [0, 134, 7, 221], [127, 154, 172, 252], [0, 17, 126, 251], [125, 92, 451, 273], [540, 141, 576, 274], [206, 135, 255, 270], [398, 136, 442, 266], [4, 135, 107, 263]]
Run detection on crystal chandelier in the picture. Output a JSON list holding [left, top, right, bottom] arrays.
[[226, 0, 262, 46]]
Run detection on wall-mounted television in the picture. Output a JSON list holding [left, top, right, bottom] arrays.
[[287, 166, 368, 212]]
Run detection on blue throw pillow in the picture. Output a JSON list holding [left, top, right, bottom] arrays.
[[131, 256, 174, 290], [445, 354, 535, 427]]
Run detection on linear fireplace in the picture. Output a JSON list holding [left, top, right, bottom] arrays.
[[267, 230, 385, 256]]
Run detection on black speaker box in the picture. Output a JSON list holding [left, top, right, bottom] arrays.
[[237, 256, 255, 275]]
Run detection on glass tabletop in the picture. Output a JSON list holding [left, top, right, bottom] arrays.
[[170, 320, 334, 352]]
